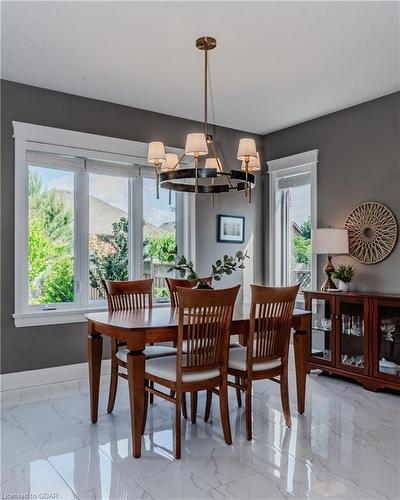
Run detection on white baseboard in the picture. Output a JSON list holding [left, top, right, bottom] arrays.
[[0, 359, 111, 392]]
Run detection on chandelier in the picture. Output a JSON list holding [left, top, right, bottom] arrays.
[[147, 36, 260, 205]]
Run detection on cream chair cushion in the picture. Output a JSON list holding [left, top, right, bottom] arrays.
[[145, 355, 220, 383], [116, 345, 176, 362], [228, 347, 281, 371]]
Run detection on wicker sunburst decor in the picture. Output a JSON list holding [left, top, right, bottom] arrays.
[[345, 202, 398, 264]]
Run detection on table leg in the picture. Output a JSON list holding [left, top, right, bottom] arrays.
[[293, 317, 310, 414], [127, 350, 145, 458], [87, 323, 103, 423]]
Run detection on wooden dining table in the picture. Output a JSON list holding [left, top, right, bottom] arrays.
[[86, 303, 311, 458]]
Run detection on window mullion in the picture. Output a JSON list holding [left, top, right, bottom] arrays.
[[76, 170, 89, 308], [129, 177, 143, 280]]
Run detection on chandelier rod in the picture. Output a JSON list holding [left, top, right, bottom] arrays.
[[204, 44, 208, 138]]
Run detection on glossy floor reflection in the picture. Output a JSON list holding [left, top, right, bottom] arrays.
[[1, 351, 399, 499]]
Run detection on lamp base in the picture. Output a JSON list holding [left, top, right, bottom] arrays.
[[320, 254, 337, 292], [321, 277, 337, 292]]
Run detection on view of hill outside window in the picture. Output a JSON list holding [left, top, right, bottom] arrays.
[[88, 173, 129, 300], [28, 166, 75, 305], [143, 178, 176, 300]]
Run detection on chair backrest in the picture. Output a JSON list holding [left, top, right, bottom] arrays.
[[166, 277, 212, 307], [176, 285, 240, 381], [248, 284, 300, 365], [103, 279, 153, 311]]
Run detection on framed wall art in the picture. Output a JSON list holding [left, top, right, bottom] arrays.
[[217, 215, 245, 243]]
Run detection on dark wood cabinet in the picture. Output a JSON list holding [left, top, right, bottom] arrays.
[[304, 291, 400, 392]]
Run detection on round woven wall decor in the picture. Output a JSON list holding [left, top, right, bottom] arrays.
[[345, 202, 398, 264]]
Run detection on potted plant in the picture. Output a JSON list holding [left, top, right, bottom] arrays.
[[168, 251, 250, 289], [332, 264, 355, 292]]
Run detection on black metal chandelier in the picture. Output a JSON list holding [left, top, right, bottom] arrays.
[[147, 36, 261, 205]]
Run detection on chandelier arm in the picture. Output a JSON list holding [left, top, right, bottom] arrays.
[[172, 153, 186, 171]]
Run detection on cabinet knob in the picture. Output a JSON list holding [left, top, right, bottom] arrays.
[[335, 315, 339, 320]]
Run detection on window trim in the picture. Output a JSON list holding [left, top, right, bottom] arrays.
[[13, 122, 194, 327], [268, 149, 318, 294]]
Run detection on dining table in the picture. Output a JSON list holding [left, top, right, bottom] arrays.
[[86, 303, 311, 458]]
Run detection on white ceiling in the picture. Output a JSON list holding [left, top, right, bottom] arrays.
[[1, 1, 399, 134]]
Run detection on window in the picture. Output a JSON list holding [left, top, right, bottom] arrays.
[[142, 178, 176, 302], [28, 165, 75, 305], [268, 150, 318, 296], [14, 122, 192, 326], [88, 172, 130, 301]]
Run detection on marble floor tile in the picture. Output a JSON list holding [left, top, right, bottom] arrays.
[[139, 463, 226, 500], [216, 471, 289, 499], [2, 356, 399, 500]]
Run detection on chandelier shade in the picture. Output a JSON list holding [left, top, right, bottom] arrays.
[[205, 157, 223, 171], [242, 152, 261, 172], [147, 141, 166, 164], [237, 138, 257, 161], [185, 133, 208, 157]]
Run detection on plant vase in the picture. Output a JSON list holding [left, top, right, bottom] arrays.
[[338, 280, 350, 292]]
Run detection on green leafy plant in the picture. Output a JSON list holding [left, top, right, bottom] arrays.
[[146, 232, 176, 263], [168, 251, 250, 285], [332, 265, 355, 283]]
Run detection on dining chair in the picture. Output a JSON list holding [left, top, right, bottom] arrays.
[[143, 285, 240, 459], [166, 277, 242, 423], [207, 284, 299, 440], [103, 279, 177, 412], [166, 277, 212, 308]]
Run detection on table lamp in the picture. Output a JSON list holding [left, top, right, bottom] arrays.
[[312, 228, 349, 291]]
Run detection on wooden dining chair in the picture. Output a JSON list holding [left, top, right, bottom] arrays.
[[166, 277, 242, 423], [221, 284, 299, 440], [143, 285, 240, 459], [103, 279, 177, 412], [166, 277, 212, 307]]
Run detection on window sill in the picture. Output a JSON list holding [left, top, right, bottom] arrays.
[[13, 302, 171, 328]]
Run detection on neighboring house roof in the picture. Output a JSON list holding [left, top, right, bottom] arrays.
[[56, 190, 174, 236]]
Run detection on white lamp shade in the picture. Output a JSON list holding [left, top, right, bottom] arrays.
[[185, 133, 208, 156], [312, 228, 349, 255], [161, 153, 179, 171], [237, 138, 257, 160], [147, 141, 166, 164], [241, 152, 261, 172], [205, 157, 222, 172]]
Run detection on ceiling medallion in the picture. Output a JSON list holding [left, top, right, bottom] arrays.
[[345, 202, 398, 264], [147, 36, 260, 205]]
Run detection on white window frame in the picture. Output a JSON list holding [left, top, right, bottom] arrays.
[[13, 122, 195, 327], [268, 150, 318, 296]]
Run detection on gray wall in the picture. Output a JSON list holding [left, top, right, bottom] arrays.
[[1, 80, 263, 374], [263, 92, 400, 293], [2, 80, 398, 374]]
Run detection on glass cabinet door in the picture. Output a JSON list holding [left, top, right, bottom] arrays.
[[309, 297, 334, 364], [337, 299, 366, 371], [376, 302, 400, 379]]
